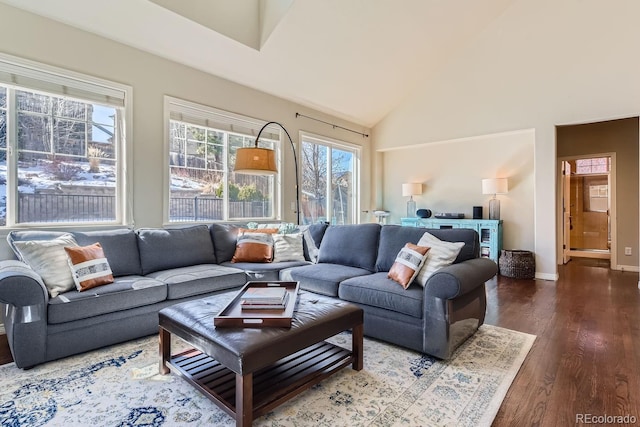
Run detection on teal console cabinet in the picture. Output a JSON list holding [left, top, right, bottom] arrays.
[[400, 218, 503, 263]]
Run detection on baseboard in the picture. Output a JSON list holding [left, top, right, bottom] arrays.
[[614, 264, 640, 273], [535, 272, 559, 281]]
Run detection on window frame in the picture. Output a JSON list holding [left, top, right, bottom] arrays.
[[163, 96, 282, 224], [299, 131, 361, 225], [0, 53, 132, 228]]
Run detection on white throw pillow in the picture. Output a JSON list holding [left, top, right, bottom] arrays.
[[272, 233, 305, 262], [13, 235, 79, 298], [415, 232, 465, 286], [299, 225, 321, 263]]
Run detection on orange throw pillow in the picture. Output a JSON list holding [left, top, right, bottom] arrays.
[[65, 243, 114, 291], [232, 228, 278, 263], [388, 243, 430, 289]]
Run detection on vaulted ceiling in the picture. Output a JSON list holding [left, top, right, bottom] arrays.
[[0, 0, 514, 127]]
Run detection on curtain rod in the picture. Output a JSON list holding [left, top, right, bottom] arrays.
[[295, 112, 369, 138]]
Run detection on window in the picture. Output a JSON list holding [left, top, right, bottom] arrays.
[[300, 133, 359, 225], [0, 53, 129, 226], [165, 97, 280, 222], [575, 157, 610, 174]]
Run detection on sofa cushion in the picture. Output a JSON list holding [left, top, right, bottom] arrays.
[[388, 243, 430, 289], [376, 226, 479, 272], [285, 263, 373, 297], [210, 223, 245, 263], [317, 223, 380, 271], [137, 225, 216, 275], [13, 234, 79, 298], [145, 264, 246, 300], [376, 226, 434, 272], [223, 260, 310, 282], [339, 272, 424, 319], [48, 276, 166, 324], [65, 243, 114, 291], [72, 229, 142, 277]]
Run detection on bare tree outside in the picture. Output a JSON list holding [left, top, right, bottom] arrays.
[[301, 140, 355, 225], [0, 86, 119, 225], [168, 120, 276, 221]]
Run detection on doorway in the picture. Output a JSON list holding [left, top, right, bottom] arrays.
[[560, 156, 614, 265], [556, 116, 639, 273]]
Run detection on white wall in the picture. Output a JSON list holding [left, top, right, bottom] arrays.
[[380, 129, 535, 253], [0, 3, 372, 259], [373, 0, 640, 280]]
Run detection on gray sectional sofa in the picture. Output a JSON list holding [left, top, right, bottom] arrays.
[[0, 222, 497, 369]]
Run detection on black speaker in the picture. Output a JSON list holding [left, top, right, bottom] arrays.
[[416, 209, 432, 218], [473, 206, 483, 219]]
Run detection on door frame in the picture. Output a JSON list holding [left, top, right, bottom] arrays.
[[557, 152, 617, 268]]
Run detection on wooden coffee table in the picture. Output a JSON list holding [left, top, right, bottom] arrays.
[[158, 290, 364, 427]]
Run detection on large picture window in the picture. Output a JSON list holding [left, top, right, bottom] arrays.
[[300, 133, 359, 225], [0, 54, 129, 226], [165, 97, 280, 222]]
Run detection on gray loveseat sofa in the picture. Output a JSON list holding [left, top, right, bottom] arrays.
[[0, 222, 496, 369], [282, 224, 497, 359]]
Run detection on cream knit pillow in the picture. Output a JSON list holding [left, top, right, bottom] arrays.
[[415, 232, 465, 286], [13, 234, 79, 298]]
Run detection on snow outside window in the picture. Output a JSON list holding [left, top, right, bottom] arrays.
[[165, 97, 280, 222], [0, 54, 129, 226]]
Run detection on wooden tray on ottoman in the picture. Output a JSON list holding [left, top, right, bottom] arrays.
[[214, 281, 299, 328]]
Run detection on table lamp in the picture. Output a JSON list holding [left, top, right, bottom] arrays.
[[482, 178, 508, 220], [402, 183, 422, 218]]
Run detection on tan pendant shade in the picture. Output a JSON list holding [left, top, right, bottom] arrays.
[[235, 147, 278, 175]]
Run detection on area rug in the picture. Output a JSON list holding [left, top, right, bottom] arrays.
[[0, 324, 534, 426]]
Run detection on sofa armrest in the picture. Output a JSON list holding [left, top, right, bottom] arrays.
[[0, 260, 49, 369], [0, 260, 49, 307], [423, 258, 498, 300]]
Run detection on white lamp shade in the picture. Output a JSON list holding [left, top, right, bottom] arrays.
[[482, 178, 508, 195], [402, 183, 422, 197]]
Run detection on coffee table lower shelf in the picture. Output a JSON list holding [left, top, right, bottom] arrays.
[[165, 341, 354, 420]]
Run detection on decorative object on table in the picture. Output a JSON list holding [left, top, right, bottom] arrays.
[[234, 121, 301, 224], [434, 212, 465, 219], [373, 210, 390, 224], [482, 177, 508, 220], [416, 208, 432, 218], [402, 182, 422, 218], [499, 249, 535, 279], [239, 284, 290, 310], [214, 281, 299, 327], [473, 206, 483, 219]]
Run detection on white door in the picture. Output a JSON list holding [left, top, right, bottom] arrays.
[[562, 161, 572, 264]]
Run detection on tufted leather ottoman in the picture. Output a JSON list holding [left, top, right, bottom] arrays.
[[159, 290, 363, 427]]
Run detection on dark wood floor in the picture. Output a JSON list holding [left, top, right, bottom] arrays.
[[489, 258, 640, 426], [0, 259, 638, 425]]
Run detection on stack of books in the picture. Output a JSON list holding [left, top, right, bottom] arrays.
[[240, 286, 289, 310]]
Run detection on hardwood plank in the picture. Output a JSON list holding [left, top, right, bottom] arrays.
[[490, 259, 640, 426], [0, 333, 11, 366]]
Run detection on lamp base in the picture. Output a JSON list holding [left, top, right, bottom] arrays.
[[406, 199, 416, 218], [488, 198, 501, 220]]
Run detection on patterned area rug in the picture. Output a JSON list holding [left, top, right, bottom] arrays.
[[0, 324, 534, 426]]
